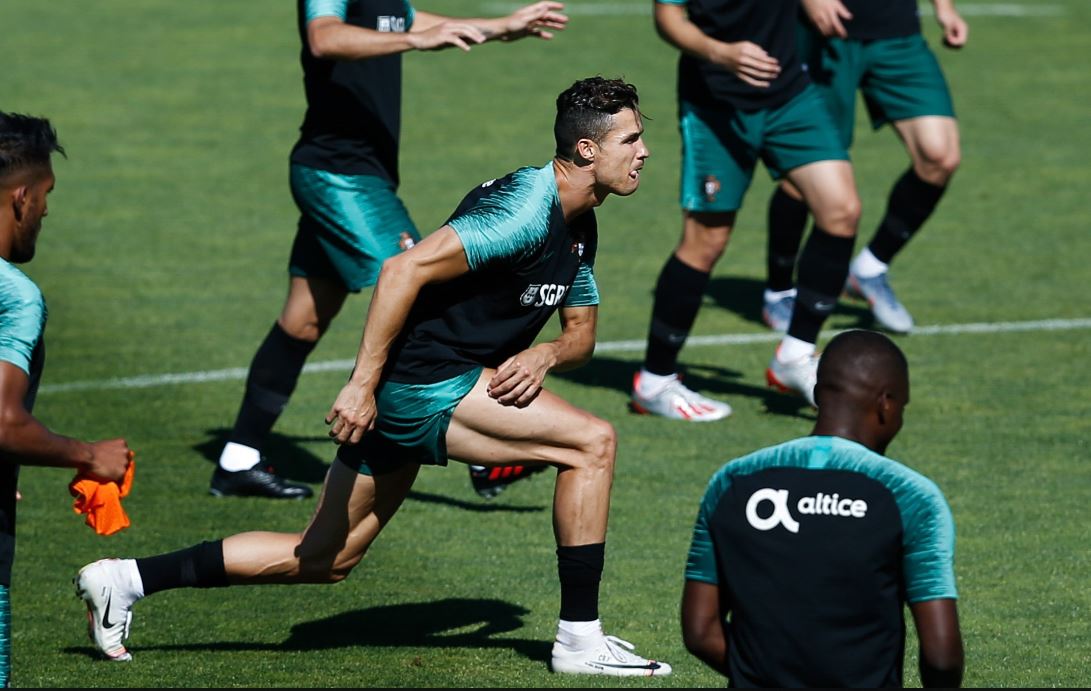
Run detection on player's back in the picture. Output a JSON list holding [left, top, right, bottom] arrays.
[[691, 435, 954, 687]]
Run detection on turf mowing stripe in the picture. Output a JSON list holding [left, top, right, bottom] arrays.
[[38, 317, 1091, 394], [483, 2, 1065, 16]]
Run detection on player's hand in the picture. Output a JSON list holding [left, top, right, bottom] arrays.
[[325, 383, 377, 445], [936, 8, 968, 48], [714, 41, 781, 88], [802, 0, 853, 38], [487, 349, 551, 408], [87, 439, 133, 484], [408, 21, 487, 52], [501, 1, 569, 41]]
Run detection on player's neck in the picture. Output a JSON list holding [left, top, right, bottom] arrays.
[[552, 157, 600, 222]]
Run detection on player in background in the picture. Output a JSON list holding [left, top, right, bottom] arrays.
[[0, 112, 133, 686], [682, 329, 963, 686], [629, 0, 863, 418], [212, 0, 569, 499], [77, 77, 671, 677], [761, 0, 966, 334]]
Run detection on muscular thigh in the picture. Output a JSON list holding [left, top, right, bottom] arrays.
[[446, 369, 603, 469], [860, 35, 955, 128]]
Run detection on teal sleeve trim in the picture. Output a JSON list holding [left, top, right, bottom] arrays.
[[406, 1, 415, 29], [564, 263, 599, 306], [899, 475, 958, 602], [0, 266, 44, 375], [685, 466, 733, 584], [306, 0, 348, 22], [656, 0, 688, 5], [449, 165, 553, 272]]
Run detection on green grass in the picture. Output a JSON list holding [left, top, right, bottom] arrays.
[[1, 0, 1089, 687]]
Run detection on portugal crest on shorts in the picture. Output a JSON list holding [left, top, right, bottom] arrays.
[[703, 174, 720, 203]]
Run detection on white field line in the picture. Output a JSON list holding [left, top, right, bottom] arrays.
[[483, 2, 1065, 16], [38, 317, 1091, 395]]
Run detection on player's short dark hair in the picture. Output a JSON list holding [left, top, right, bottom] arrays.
[[554, 76, 641, 161], [0, 112, 65, 181], [817, 329, 909, 389]]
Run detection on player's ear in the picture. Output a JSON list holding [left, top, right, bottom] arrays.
[[574, 137, 596, 164], [876, 390, 893, 425], [10, 185, 29, 223]]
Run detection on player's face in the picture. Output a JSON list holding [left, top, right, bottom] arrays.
[[593, 108, 649, 197], [11, 167, 54, 264]]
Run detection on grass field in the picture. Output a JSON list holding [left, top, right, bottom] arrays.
[[1, 0, 1088, 687]]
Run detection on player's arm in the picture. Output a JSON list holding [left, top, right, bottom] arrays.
[[654, 2, 781, 88], [930, 0, 968, 48], [414, 2, 568, 42], [326, 226, 470, 444], [486, 305, 596, 408], [306, 3, 489, 59], [910, 598, 964, 687], [0, 361, 130, 482], [681, 579, 731, 676]]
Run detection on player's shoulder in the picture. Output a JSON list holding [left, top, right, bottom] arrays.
[[0, 260, 43, 311]]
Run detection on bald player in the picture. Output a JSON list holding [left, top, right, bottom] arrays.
[[681, 329, 963, 687]]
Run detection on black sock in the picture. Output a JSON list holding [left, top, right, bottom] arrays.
[[136, 540, 229, 596], [557, 543, 604, 622], [642, 255, 710, 376], [766, 187, 809, 291], [868, 168, 947, 264], [789, 227, 855, 344], [228, 323, 317, 451]]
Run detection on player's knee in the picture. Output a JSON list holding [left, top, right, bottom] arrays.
[[296, 537, 365, 584], [579, 417, 617, 475], [818, 194, 861, 236], [922, 149, 961, 184]]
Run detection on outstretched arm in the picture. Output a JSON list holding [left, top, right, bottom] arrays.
[[931, 0, 968, 48], [486, 305, 596, 408], [306, 13, 486, 59], [654, 2, 781, 88], [681, 579, 732, 677], [910, 598, 965, 687], [415, 1, 569, 42], [326, 226, 470, 444], [0, 362, 131, 482]]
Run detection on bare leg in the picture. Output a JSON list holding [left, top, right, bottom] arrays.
[[223, 458, 419, 583]]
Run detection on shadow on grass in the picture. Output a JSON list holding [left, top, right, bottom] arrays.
[[705, 274, 879, 332], [406, 488, 546, 514], [68, 598, 550, 663], [194, 428, 332, 484], [555, 354, 817, 419]]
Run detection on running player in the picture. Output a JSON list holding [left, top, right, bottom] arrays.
[[0, 112, 133, 686], [212, 0, 569, 498], [761, 0, 967, 334], [630, 0, 862, 417]]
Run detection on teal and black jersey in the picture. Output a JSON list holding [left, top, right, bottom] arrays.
[[659, 0, 810, 109], [386, 162, 599, 385], [0, 259, 47, 587], [840, 0, 921, 40], [687, 435, 957, 688], [290, 0, 415, 183]]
